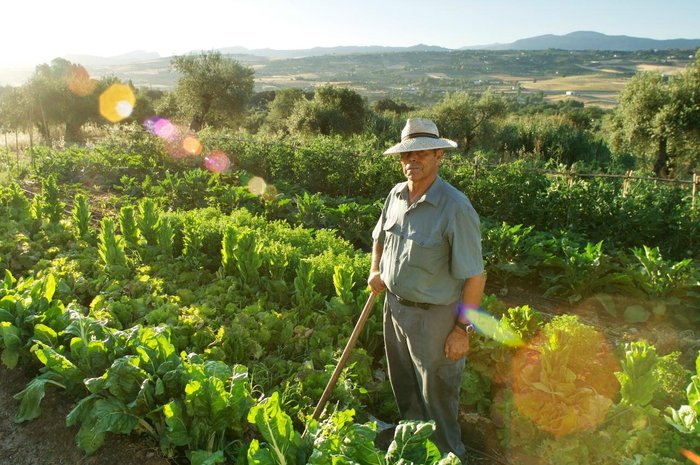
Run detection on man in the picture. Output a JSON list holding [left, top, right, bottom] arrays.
[[367, 117, 486, 462]]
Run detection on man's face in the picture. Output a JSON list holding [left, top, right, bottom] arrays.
[[400, 149, 443, 182]]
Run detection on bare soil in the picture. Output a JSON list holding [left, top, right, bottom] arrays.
[[0, 364, 171, 465], [2, 285, 695, 465]]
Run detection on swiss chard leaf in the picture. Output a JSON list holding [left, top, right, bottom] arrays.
[[13, 372, 63, 422], [189, 450, 225, 465], [247, 392, 300, 465], [163, 400, 190, 447], [385, 421, 437, 465]]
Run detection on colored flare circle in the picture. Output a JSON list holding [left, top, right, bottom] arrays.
[[99, 84, 136, 122]]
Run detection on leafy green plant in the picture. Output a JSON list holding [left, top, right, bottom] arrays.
[[158, 217, 175, 259], [137, 197, 160, 247], [510, 315, 620, 437], [72, 193, 92, 240], [97, 217, 129, 278], [481, 221, 542, 290], [616, 341, 659, 407], [631, 245, 695, 298], [119, 205, 140, 249], [39, 175, 65, 224], [540, 239, 632, 303], [0, 271, 67, 369], [666, 351, 700, 437]]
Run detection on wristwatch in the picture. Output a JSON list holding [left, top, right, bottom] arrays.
[[455, 320, 474, 333]]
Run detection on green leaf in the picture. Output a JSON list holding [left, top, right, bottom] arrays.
[[385, 420, 436, 464], [75, 418, 106, 454], [0, 308, 14, 323], [103, 356, 149, 401], [593, 293, 617, 318], [247, 392, 299, 465], [93, 397, 139, 434], [163, 400, 190, 447], [341, 423, 383, 465], [13, 375, 53, 422], [189, 450, 225, 465], [32, 341, 84, 385], [1, 349, 19, 369], [43, 274, 56, 303], [247, 439, 277, 465], [33, 323, 58, 347], [623, 305, 650, 323]]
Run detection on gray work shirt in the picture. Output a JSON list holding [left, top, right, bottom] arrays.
[[372, 176, 484, 305]]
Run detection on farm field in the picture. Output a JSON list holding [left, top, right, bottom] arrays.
[[1, 127, 699, 464], [1, 48, 694, 107]]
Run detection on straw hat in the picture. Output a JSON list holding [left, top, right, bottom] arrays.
[[383, 117, 458, 155]]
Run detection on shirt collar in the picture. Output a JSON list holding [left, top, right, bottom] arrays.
[[394, 177, 445, 207]]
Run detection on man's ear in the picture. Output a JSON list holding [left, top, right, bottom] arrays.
[[435, 149, 444, 161]]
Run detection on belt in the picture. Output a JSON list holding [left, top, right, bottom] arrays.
[[392, 292, 431, 310]]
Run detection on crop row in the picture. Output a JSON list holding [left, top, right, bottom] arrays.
[[1, 178, 700, 463]]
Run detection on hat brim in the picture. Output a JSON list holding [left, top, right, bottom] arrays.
[[383, 137, 458, 155]]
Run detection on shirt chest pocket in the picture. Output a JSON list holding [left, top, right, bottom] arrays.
[[406, 230, 448, 273]]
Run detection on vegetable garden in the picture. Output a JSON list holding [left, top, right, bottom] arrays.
[[1, 126, 699, 465]]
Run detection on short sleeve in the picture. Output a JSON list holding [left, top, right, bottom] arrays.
[[448, 200, 484, 279]]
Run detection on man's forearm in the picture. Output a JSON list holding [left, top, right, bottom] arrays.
[[371, 240, 383, 272], [459, 272, 486, 321]]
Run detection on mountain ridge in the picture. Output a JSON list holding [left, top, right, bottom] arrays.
[[462, 31, 700, 51], [53, 31, 700, 66]]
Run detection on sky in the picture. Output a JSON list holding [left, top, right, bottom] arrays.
[[2, 0, 699, 68]]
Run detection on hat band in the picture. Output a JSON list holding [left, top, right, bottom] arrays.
[[402, 132, 439, 142]]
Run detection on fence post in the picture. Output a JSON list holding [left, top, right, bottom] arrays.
[[568, 164, 577, 189], [693, 173, 698, 212], [473, 157, 478, 181], [623, 170, 632, 197]]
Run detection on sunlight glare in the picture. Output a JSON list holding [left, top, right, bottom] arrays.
[[511, 325, 619, 436], [182, 136, 203, 155], [682, 449, 700, 465], [461, 306, 524, 347], [99, 84, 135, 122], [247, 176, 267, 196], [204, 151, 231, 173], [65, 64, 96, 96]]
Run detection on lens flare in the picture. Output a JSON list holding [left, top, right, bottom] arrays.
[[247, 176, 267, 196], [144, 116, 177, 140], [511, 317, 619, 437], [461, 306, 523, 347], [204, 151, 231, 173], [681, 449, 700, 465], [65, 64, 96, 96], [99, 84, 135, 122], [182, 136, 203, 155]]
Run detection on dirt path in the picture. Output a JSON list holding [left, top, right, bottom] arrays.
[[0, 364, 171, 465]]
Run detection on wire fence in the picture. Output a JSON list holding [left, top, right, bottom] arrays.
[[461, 159, 700, 210]]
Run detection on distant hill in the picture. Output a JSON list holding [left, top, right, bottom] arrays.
[[462, 31, 700, 51], [212, 44, 450, 59], [63, 50, 161, 67]]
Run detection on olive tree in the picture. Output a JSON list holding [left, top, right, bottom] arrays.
[[610, 50, 700, 176], [171, 51, 255, 131]]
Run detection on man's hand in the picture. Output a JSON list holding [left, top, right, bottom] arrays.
[[367, 271, 386, 295], [444, 327, 470, 361]]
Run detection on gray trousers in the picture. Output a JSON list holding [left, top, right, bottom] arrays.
[[383, 292, 466, 460]]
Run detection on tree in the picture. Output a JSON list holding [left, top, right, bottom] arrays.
[[25, 58, 103, 143], [610, 51, 700, 176], [287, 85, 367, 136], [170, 51, 254, 131], [262, 88, 306, 134], [373, 98, 415, 115], [430, 89, 507, 154]]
